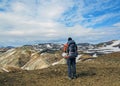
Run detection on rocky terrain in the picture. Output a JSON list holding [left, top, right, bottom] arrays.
[[0, 46, 65, 72], [0, 40, 120, 86], [0, 52, 120, 86], [33, 40, 120, 56], [0, 46, 14, 54], [0, 40, 120, 72]]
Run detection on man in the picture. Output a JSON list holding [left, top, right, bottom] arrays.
[[66, 37, 78, 80]]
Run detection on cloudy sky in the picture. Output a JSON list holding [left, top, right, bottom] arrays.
[[0, 0, 120, 46]]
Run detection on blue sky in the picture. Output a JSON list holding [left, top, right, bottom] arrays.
[[0, 0, 120, 46]]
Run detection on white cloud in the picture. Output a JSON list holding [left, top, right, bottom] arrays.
[[113, 22, 120, 27], [83, 13, 120, 27], [61, 0, 120, 28], [0, 0, 120, 46]]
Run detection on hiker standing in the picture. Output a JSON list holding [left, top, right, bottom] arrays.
[[66, 37, 78, 79]]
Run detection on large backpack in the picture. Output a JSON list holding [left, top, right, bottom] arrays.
[[68, 42, 78, 58]]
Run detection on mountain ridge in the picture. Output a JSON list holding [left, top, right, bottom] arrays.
[[0, 40, 120, 72]]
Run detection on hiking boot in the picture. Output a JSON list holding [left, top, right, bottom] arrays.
[[68, 77, 73, 80], [73, 75, 77, 79]]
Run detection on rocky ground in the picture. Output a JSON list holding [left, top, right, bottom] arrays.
[[0, 52, 120, 86]]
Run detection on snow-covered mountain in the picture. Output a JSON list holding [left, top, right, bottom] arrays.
[[85, 40, 120, 55], [24, 40, 120, 55], [77, 43, 95, 51], [31, 43, 63, 51], [97, 40, 120, 53], [1, 40, 120, 56]]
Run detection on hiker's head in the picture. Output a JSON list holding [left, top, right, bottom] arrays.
[[68, 37, 72, 41]]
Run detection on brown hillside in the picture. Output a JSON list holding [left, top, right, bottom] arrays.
[[0, 47, 63, 72]]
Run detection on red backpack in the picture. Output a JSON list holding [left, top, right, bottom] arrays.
[[63, 43, 68, 53]]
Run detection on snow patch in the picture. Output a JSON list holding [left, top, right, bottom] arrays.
[[92, 53, 97, 57], [98, 40, 120, 53], [52, 62, 59, 66], [111, 40, 120, 46], [76, 55, 82, 62], [46, 44, 52, 48]]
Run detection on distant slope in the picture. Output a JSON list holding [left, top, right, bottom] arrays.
[[97, 40, 120, 53], [84, 40, 120, 55]]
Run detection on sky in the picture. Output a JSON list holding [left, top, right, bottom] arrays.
[[0, 0, 120, 46]]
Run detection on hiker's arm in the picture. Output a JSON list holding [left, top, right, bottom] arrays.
[[76, 45, 78, 51], [66, 46, 69, 54], [75, 43, 78, 51]]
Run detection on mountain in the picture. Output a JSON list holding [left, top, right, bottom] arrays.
[[77, 43, 95, 51], [32, 43, 63, 51], [0, 46, 14, 54], [85, 40, 120, 55], [0, 46, 64, 72], [0, 40, 120, 72], [22, 40, 120, 55]]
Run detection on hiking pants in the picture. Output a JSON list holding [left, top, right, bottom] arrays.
[[67, 57, 76, 78]]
